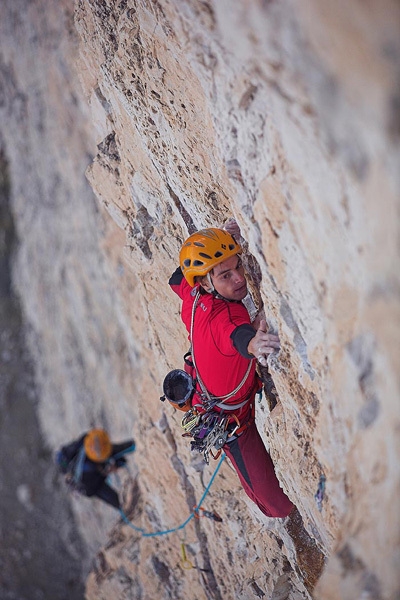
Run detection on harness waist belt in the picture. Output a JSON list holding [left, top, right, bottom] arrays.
[[226, 400, 256, 442], [214, 398, 248, 411], [214, 375, 261, 412]]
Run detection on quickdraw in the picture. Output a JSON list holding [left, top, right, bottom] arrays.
[[181, 410, 241, 464], [179, 505, 222, 572], [193, 506, 223, 522]]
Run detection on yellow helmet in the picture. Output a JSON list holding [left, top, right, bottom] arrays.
[[84, 429, 112, 463], [179, 228, 241, 287]]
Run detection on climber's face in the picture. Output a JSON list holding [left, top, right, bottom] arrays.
[[202, 255, 248, 301]]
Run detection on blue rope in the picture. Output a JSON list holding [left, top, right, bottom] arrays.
[[73, 446, 86, 484], [119, 453, 226, 537]]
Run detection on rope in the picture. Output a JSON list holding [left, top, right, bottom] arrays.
[[119, 453, 226, 537], [73, 446, 86, 484]]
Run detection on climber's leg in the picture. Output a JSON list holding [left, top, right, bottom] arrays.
[[224, 420, 293, 518]]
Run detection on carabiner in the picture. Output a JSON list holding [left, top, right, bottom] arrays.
[[227, 414, 241, 438]]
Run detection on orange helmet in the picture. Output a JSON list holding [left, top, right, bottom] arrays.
[[84, 429, 112, 462], [179, 228, 241, 287]]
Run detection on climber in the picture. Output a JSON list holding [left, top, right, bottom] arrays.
[[56, 429, 135, 510], [168, 220, 293, 518]]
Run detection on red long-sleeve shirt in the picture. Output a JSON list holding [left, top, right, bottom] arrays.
[[169, 268, 259, 419]]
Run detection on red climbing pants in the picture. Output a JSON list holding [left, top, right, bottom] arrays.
[[223, 420, 293, 518]]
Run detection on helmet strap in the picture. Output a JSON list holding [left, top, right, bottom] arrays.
[[206, 271, 215, 293], [205, 271, 235, 302]]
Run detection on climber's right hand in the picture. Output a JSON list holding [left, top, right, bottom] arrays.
[[223, 218, 241, 240], [247, 320, 280, 362]]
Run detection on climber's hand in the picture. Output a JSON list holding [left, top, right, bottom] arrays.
[[247, 320, 280, 364], [223, 218, 241, 240], [252, 312, 264, 329]]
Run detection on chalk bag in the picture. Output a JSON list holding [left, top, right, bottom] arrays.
[[160, 369, 195, 412]]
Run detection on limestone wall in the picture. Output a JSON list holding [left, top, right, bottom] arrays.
[[1, 0, 399, 599]]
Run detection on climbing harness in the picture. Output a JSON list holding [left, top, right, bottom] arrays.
[[179, 290, 256, 463], [182, 412, 234, 463]]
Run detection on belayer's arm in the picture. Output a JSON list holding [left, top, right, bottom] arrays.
[[61, 434, 86, 462]]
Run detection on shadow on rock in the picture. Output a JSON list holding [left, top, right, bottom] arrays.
[[286, 507, 327, 593]]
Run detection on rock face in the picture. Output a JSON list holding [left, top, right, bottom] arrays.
[[1, 0, 142, 594], [1, 0, 399, 599], [0, 153, 87, 599]]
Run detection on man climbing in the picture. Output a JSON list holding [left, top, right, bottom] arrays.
[[56, 429, 135, 510], [168, 221, 293, 518]]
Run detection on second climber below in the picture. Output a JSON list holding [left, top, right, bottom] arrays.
[[168, 220, 293, 518], [56, 429, 135, 510]]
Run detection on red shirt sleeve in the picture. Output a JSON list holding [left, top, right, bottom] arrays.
[[169, 267, 197, 334], [209, 301, 251, 356]]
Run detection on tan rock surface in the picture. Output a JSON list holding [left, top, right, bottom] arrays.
[[1, 0, 399, 598]]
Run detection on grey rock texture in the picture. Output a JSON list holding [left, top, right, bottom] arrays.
[[0, 153, 86, 599]]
